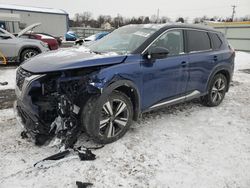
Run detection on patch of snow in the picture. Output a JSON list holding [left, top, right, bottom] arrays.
[[0, 108, 14, 123], [0, 4, 67, 15], [235, 51, 250, 70], [0, 52, 250, 187], [0, 67, 17, 90], [38, 34, 55, 40]]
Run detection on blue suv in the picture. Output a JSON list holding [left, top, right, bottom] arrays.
[[15, 24, 235, 147]]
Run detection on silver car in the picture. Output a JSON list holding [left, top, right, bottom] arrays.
[[0, 23, 49, 64]]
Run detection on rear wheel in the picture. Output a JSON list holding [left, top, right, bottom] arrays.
[[20, 49, 39, 63], [81, 91, 133, 144], [201, 74, 228, 107]]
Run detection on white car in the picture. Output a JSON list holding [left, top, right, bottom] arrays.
[[0, 23, 49, 64]]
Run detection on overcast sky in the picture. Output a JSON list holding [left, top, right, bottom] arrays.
[[0, 0, 249, 21]]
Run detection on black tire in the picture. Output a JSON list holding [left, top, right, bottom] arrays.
[[201, 73, 228, 107], [81, 91, 133, 144], [20, 49, 39, 63]]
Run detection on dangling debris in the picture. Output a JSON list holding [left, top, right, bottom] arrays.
[[33, 144, 104, 167], [77, 148, 96, 161], [74, 145, 104, 161], [76, 181, 93, 188], [0, 82, 8, 86], [21, 131, 28, 139], [34, 150, 70, 167]]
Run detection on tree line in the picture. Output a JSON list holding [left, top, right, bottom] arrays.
[[69, 12, 250, 28]]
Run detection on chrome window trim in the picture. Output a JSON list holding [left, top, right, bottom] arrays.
[[142, 27, 215, 55]]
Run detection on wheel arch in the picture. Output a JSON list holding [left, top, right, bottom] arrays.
[[207, 67, 232, 92], [99, 79, 141, 121], [18, 45, 42, 62]]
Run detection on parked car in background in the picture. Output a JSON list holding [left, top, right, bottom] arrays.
[[15, 24, 235, 148], [65, 31, 78, 41], [18, 23, 60, 50], [75, 31, 110, 46], [0, 27, 49, 64], [84, 31, 110, 42]]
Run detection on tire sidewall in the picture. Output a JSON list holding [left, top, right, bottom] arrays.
[[87, 91, 133, 144], [208, 74, 227, 106]]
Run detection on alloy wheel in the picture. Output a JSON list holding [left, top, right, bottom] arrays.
[[211, 78, 226, 103], [99, 99, 129, 138], [24, 51, 37, 60]]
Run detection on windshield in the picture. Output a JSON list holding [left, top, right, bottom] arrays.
[[88, 25, 157, 55]]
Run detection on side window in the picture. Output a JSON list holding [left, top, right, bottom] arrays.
[[150, 30, 184, 56], [187, 30, 211, 52], [210, 33, 222, 50]]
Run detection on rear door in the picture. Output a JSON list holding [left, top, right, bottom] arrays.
[[185, 29, 217, 94]]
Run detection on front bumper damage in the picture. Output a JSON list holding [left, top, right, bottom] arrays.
[[15, 67, 102, 148]]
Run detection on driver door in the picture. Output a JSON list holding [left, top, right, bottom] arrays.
[[141, 29, 189, 110]]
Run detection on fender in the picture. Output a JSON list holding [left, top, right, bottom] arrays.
[[205, 64, 233, 93], [87, 78, 141, 120]]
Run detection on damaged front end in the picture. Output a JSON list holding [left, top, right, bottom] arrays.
[[15, 67, 102, 148]]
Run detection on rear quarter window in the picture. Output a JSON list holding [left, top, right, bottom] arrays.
[[187, 30, 211, 52], [210, 33, 223, 50]]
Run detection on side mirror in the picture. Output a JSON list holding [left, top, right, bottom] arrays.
[[147, 47, 169, 60]]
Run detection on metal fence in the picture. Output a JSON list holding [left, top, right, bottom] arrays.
[[207, 22, 250, 52], [69, 27, 112, 38]]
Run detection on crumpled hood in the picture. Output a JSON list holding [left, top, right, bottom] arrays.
[[21, 47, 127, 73]]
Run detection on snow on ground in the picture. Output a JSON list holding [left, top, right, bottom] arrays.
[[0, 52, 250, 188], [0, 67, 16, 90]]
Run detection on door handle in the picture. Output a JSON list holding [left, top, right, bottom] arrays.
[[181, 61, 188, 67]]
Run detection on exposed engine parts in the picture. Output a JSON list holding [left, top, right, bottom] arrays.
[[17, 68, 101, 149], [50, 95, 81, 148]]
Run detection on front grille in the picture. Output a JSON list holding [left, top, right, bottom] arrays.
[[16, 68, 32, 90]]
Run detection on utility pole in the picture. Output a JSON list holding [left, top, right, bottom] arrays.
[[156, 8, 160, 23], [117, 13, 120, 28], [231, 5, 236, 21]]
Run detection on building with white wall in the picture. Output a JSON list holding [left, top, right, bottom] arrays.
[[0, 4, 69, 37], [207, 21, 250, 52]]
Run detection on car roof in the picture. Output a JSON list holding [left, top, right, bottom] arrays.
[[163, 23, 219, 32], [125, 23, 219, 33]]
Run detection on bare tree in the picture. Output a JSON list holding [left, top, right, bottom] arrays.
[[176, 17, 184, 23], [160, 16, 171, 23], [143, 17, 150, 24]]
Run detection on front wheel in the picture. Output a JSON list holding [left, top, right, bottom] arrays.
[[201, 73, 228, 107], [81, 91, 133, 144]]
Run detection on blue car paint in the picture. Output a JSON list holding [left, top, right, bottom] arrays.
[[141, 54, 190, 110], [65, 31, 78, 41], [21, 46, 233, 113], [94, 32, 109, 40], [22, 48, 127, 73]]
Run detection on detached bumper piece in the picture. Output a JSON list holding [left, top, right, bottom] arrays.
[[14, 100, 53, 145]]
